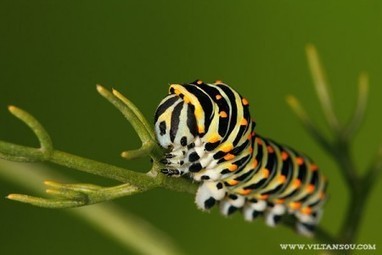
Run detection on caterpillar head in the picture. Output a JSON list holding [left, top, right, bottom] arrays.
[[154, 84, 200, 150]]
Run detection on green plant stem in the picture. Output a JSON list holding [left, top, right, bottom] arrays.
[[339, 147, 382, 244], [305, 44, 341, 132], [333, 140, 360, 191], [51, 150, 156, 186]]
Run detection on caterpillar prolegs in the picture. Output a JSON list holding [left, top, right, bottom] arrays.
[[154, 80, 327, 236]]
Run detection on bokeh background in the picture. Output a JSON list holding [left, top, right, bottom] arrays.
[[1, 1, 381, 254]]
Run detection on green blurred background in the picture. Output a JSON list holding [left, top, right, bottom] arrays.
[[1, 1, 381, 254]]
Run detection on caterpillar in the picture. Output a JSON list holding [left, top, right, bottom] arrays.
[[154, 80, 327, 236]]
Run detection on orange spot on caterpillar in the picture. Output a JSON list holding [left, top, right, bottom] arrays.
[[267, 146, 274, 153], [306, 184, 315, 194], [219, 111, 228, 118], [259, 194, 269, 200], [224, 153, 235, 161], [253, 158, 258, 168], [256, 138, 263, 145], [311, 164, 318, 171], [227, 180, 239, 186], [278, 175, 286, 183], [228, 164, 238, 171], [214, 80, 223, 84], [281, 151, 289, 160], [262, 168, 269, 178], [275, 199, 285, 204], [239, 189, 252, 195], [242, 98, 249, 106], [296, 157, 304, 165], [198, 125, 204, 134], [289, 202, 302, 210], [240, 118, 248, 126], [196, 80, 203, 85], [300, 207, 312, 215], [293, 179, 301, 188], [215, 94, 222, 100]]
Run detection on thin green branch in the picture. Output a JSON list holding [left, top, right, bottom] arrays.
[[7, 194, 84, 208], [343, 72, 369, 140], [0, 141, 45, 162], [112, 89, 155, 140], [96, 85, 163, 162], [49, 150, 157, 186], [305, 44, 341, 132], [8, 182, 141, 208], [8, 105, 53, 155], [0, 106, 54, 162]]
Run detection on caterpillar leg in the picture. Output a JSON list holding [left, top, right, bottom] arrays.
[[195, 181, 226, 211], [219, 194, 246, 216], [265, 203, 286, 227], [294, 209, 322, 237], [160, 168, 184, 177], [243, 199, 267, 221]]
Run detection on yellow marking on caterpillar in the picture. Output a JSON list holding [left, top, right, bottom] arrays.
[[195, 106, 204, 121], [220, 143, 233, 152], [208, 134, 220, 143], [183, 96, 190, 104]]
